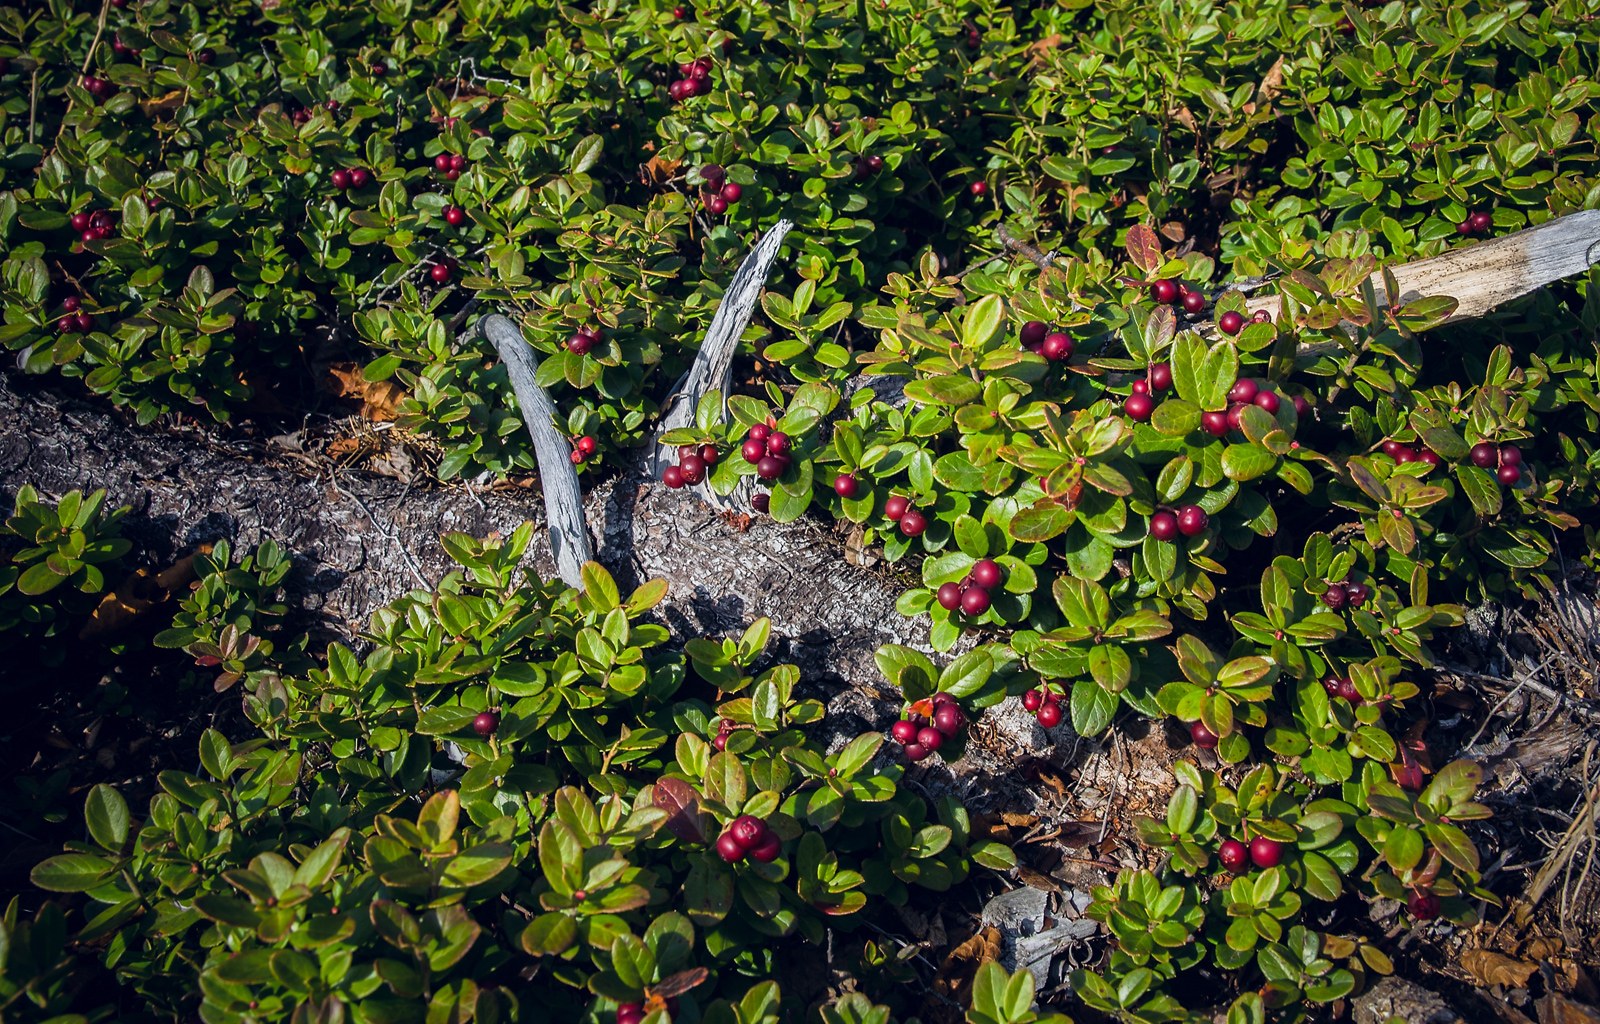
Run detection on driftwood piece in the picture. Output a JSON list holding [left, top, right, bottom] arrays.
[[480, 313, 591, 589], [647, 219, 794, 509]]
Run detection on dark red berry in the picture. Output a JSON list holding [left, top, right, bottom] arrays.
[[751, 493, 769, 513], [1036, 702, 1062, 728], [1499, 444, 1522, 466], [1468, 211, 1492, 233], [704, 194, 729, 215], [833, 473, 859, 499], [720, 183, 742, 203], [1417, 448, 1441, 469], [567, 333, 593, 355], [1322, 585, 1347, 610], [715, 832, 746, 863], [1041, 332, 1072, 361], [1497, 464, 1522, 485], [701, 164, 726, 187], [969, 181, 988, 196], [1469, 442, 1497, 467], [1227, 378, 1258, 404], [748, 836, 781, 863], [1149, 362, 1173, 391], [1292, 395, 1312, 418], [729, 815, 768, 850], [1190, 721, 1218, 749], [434, 154, 452, 173], [71, 213, 91, 232], [756, 456, 784, 480], [1019, 321, 1047, 347], [1022, 689, 1043, 712], [330, 169, 351, 190], [678, 454, 706, 484], [1344, 582, 1370, 607], [903, 742, 929, 761], [1219, 839, 1248, 873], [1176, 505, 1208, 537], [959, 586, 990, 616], [662, 465, 685, 488], [765, 431, 791, 455], [891, 719, 920, 744], [1181, 290, 1206, 314], [1408, 890, 1441, 920], [61, 296, 81, 312], [577, 436, 597, 455], [1131, 380, 1149, 395], [444, 205, 467, 226], [898, 510, 927, 537], [1249, 837, 1283, 868], [884, 495, 908, 521], [970, 559, 1002, 590], [472, 712, 499, 737], [73, 312, 93, 332], [1218, 311, 1245, 336], [1125, 392, 1155, 421], [450, 154, 466, 172], [699, 444, 718, 465], [1150, 279, 1179, 304], [1337, 678, 1362, 704], [1253, 390, 1280, 415], [916, 727, 945, 752], [1150, 510, 1179, 542], [1202, 411, 1230, 437], [747, 423, 771, 443], [741, 438, 766, 464], [933, 703, 965, 736], [429, 262, 452, 284]]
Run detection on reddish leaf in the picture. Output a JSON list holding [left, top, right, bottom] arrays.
[[652, 778, 707, 844], [1125, 224, 1165, 274]]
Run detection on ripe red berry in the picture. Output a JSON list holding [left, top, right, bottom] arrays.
[[434, 154, 452, 173], [1499, 444, 1522, 466], [472, 712, 499, 737], [740, 438, 766, 464], [1176, 505, 1208, 537], [756, 456, 784, 480], [577, 436, 597, 455], [61, 296, 81, 313], [1019, 321, 1047, 347], [884, 495, 908, 521], [71, 213, 91, 232], [751, 493, 769, 513], [720, 183, 742, 203], [330, 169, 351, 190], [1131, 380, 1149, 395], [699, 444, 718, 465], [1252, 309, 1273, 324], [1150, 279, 1178, 304], [1181, 290, 1206, 314], [1227, 378, 1258, 404], [1124, 392, 1155, 421], [1149, 362, 1173, 391], [891, 719, 920, 744], [679, 454, 706, 484], [765, 431, 791, 455], [969, 180, 988, 196], [1022, 689, 1043, 712], [673, 5, 689, 17], [1344, 582, 1370, 607], [570, 450, 585, 465], [1202, 411, 1230, 437], [1218, 311, 1245, 336], [902, 741, 931, 761], [715, 832, 746, 863], [1150, 510, 1179, 542], [933, 703, 965, 736], [444, 205, 467, 226], [1293, 394, 1312, 418], [1497, 464, 1522, 485], [1036, 702, 1062, 728], [1468, 211, 1492, 233], [1408, 890, 1441, 920], [705, 195, 729, 215], [450, 155, 466, 172], [429, 262, 452, 284], [959, 586, 991, 616], [1337, 678, 1362, 704], [970, 559, 1002, 590], [1219, 839, 1248, 873], [916, 726, 945, 752], [662, 465, 685, 488], [1469, 442, 1497, 467], [1322, 584, 1347, 610], [747, 423, 771, 443], [619, 1004, 645, 1024], [1253, 390, 1280, 415], [1190, 721, 1218, 749], [567, 333, 593, 355], [72, 312, 93, 332], [833, 473, 859, 498], [1249, 837, 1283, 868], [1041, 332, 1072, 361], [898, 510, 927, 537], [371, 63, 387, 76], [729, 815, 768, 850], [748, 835, 781, 863]]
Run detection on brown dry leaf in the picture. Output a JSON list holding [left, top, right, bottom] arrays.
[[934, 926, 1002, 999], [1057, 820, 1107, 849], [1016, 866, 1062, 893], [1464, 949, 1540, 990], [1540, 995, 1600, 1024], [1255, 56, 1286, 106], [1169, 105, 1197, 132], [80, 549, 205, 640], [140, 90, 186, 117], [1527, 937, 1565, 961], [326, 436, 365, 459], [1159, 221, 1188, 243], [642, 154, 683, 187], [369, 447, 417, 484], [1027, 33, 1063, 60], [325, 362, 407, 421], [843, 524, 877, 567]]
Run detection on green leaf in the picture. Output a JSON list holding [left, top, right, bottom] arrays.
[[31, 853, 115, 892], [569, 135, 605, 174], [1222, 444, 1277, 482], [961, 294, 1005, 349], [1070, 679, 1117, 736], [938, 648, 994, 698], [84, 784, 130, 851]]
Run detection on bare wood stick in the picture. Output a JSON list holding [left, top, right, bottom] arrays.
[[480, 313, 592, 589], [649, 219, 794, 509]]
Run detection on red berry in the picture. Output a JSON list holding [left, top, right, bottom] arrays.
[[662, 465, 685, 488], [884, 495, 908, 521], [1149, 362, 1173, 391], [73, 312, 93, 332], [903, 741, 929, 761], [833, 473, 859, 499], [969, 181, 988, 196], [434, 154, 452, 173], [1124, 392, 1155, 421], [1469, 442, 1497, 467], [1019, 321, 1047, 347], [570, 450, 585, 465], [1181, 290, 1206, 314], [865, 154, 885, 172], [1219, 839, 1248, 873], [933, 703, 965, 736], [1041, 332, 1072, 361], [916, 726, 945, 752], [673, 5, 689, 17], [472, 712, 499, 737], [1176, 504, 1208, 537], [898, 510, 927, 537], [699, 444, 718, 465], [330, 169, 351, 189], [741, 438, 766, 463], [705, 195, 728, 215], [748, 836, 781, 863], [1248, 837, 1283, 868], [577, 436, 597, 455], [679, 454, 706, 484], [619, 1005, 645, 1024], [71, 213, 91, 232], [1252, 390, 1280, 415], [715, 832, 746, 863], [1293, 395, 1312, 418], [1499, 444, 1522, 466], [1036, 702, 1062, 728], [450, 154, 466, 172], [1468, 211, 1492, 233], [1322, 676, 1344, 696], [729, 815, 768, 850], [891, 719, 920, 744], [1408, 890, 1441, 920], [756, 456, 784, 480], [765, 431, 791, 455], [61, 296, 81, 312], [1218, 311, 1245, 336], [1497, 464, 1522, 485], [959, 586, 990, 616], [1227, 378, 1258, 404], [1131, 380, 1149, 395], [1022, 689, 1042, 712], [1394, 447, 1417, 464], [567, 333, 593, 355], [720, 183, 743, 203], [1150, 510, 1179, 542], [970, 559, 1002, 590], [1190, 721, 1218, 749], [1202, 411, 1230, 437], [1150, 279, 1178, 304], [747, 423, 771, 443], [1252, 309, 1273, 324], [371, 63, 387, 76], [429, 262, 452, 284], [751, 493, 769, 513], [1337, 678, 1362, 704], [348, 167, 369, 187], [1344, 582, 1370, 607], [1322, 584, 1347, 610], [444, 205, 467, 226]]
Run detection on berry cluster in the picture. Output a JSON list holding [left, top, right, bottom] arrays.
[[1321, 674, 1365, 704], [741, 423, 791, 481], [569, 436, 597, 466], [669, 57, 714, 101], [1469, 441, 1524, 485], [1201, 377, 1309, 437], [1149, 504, 1208, 543], [712, 718, 733, 750], [715, 814, 780, 863], [1218, 836, 1282, 873], [1217, 308, 1272, 336], [111, 37, 140, 59], [1456, 210, 1492, 236], [1017, 320, 1072, 361], [883, 494, 927, 537], [82, 75, 115, 102], [1319, 578, 1372, 611], [1021, 685, 1063, 728], [697, 164, 743, 215], [888, 693, 966, 762], [1122, 361, 1173, 421], [70, 209, 116, 244], [565, 323, 603, 355], [1379, 439, 1441, 471], [1148, 278, 1209, 316], [935, 558, 1003, 617], [328, 166, 371, 191], [853, 153, 886, 177], [662, 443, 718, 489], [432, 152, 468, 180], [55, 296, 93, 335]]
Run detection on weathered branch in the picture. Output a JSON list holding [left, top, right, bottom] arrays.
[[480, 313, 591, 589]]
